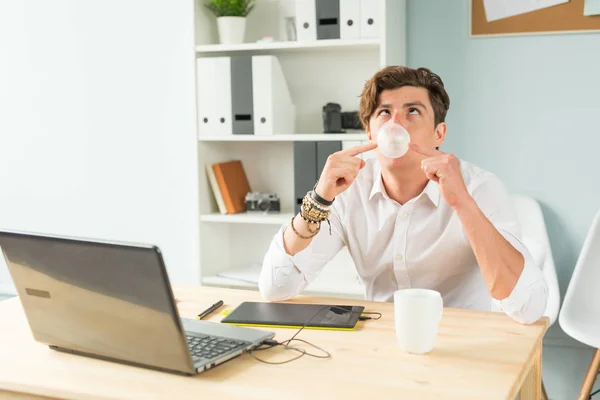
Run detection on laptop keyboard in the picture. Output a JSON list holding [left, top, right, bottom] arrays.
[[186, 334, 250, 363]]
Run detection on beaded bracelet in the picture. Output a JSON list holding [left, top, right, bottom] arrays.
[[289, 216, 320, 240]]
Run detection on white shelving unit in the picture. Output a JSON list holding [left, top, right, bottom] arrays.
[[195, 0, 406, 299], [197, 132, 366, 142], [200, 212, 293, 225], [196, 38, 379, 54]]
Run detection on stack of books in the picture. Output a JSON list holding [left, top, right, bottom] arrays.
[[205, 160, 251, 215]]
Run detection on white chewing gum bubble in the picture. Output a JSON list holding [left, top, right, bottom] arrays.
[[377, 122, 411, 159]]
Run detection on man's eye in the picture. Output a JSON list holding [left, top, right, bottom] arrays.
[[378, 109, 390, 116], [408, 108, 419, 115]]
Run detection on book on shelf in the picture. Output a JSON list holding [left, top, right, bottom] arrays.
[[207, 160, 251, 214], [205, 164, 227, 214]]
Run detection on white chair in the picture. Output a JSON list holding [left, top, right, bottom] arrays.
[[512, 195, 561, 400], [512, 195, 561, 326], [559, 209, 600, 400]]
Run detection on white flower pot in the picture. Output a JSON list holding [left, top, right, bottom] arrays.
[[217, 16, 246, 45]]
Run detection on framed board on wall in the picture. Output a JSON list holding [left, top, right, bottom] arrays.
[[471, 0, 600, 36]]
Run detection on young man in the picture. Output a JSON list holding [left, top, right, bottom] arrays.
[[259, 66, 547, 324]]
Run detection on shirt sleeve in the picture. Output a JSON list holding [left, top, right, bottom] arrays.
[[258, 200, 346, 301], [470, 174, 548, 324]]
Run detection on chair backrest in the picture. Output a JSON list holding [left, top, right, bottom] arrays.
[[511, 195, 560, 326], [559, 209, 600, 348]]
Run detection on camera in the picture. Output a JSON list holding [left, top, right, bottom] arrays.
[[322, 102, 343, 133], [341, 111, 362, 130], [322, 103, 362, 133], [245, 192, 281, 213]]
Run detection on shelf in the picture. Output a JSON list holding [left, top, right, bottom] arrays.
[[200, 212, 293, 225], [202, 276, 257, 290], [198, 133, 367, 142], [196, 39, 379, 55], [201, 276, 364, 297]]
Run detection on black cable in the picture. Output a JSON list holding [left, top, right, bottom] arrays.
[[590, 388, 600, 399], [288, 307, 382, 343], [359, 311, 382, 321], [247, 343, 307, 365], [248, 304, 333, 365], [248, 306, 382, 365]]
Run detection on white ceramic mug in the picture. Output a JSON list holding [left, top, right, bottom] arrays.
[[394, 288, 443, 354]]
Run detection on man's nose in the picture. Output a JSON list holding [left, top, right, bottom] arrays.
[[392, 111, 407, 127]]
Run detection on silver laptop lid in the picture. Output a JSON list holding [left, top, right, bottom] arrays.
[[0, 230, 195, 375]]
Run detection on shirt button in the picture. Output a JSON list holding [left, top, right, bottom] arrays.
[[400, 212, 409, 220], [395, 254, 404, 261]]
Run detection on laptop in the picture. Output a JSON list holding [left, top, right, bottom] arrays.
[[0, 229, 275, 375]]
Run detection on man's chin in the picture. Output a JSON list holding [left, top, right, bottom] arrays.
[[376, 153, 414, 170]]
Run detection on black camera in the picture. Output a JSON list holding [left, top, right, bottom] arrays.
[[244, 192, 281, 213], [322, 102, 343, 133], [341, 111, 362, 130], [323, 103, 362, 133]]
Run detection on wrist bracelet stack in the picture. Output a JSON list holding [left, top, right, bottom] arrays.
[[289, 189, 333, 240], [301, 191, 331, 224]]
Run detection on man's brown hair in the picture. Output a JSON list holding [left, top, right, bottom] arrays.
[[359, 66, 450, 129]]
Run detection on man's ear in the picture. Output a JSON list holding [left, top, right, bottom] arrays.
[[434, 122, 447, 148]]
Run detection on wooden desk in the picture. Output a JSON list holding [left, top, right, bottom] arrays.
[[0, 286, 548, 400]]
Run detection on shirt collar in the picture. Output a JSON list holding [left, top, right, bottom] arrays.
[[369, 164, 441, 207], [422, 179, 441, 207], [369, 163, 387, 201]]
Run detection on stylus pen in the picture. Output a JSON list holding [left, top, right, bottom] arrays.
[[196, 300, 224, 320]]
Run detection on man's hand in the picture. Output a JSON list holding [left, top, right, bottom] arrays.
[[409, 143, 471, 209], [314, 142, 378, 202]]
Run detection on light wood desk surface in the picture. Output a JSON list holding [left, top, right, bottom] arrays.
[[0, 286, 548, 400]]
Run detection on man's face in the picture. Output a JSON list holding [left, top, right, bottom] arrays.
[[367, 86, 446, 169]]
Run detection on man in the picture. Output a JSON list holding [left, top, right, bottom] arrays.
[[259, 66, 547, 324]]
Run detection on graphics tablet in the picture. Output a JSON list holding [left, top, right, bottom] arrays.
[[221, 301, 365, 330]]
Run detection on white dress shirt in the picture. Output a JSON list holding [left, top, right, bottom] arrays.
[[259, 158, 548, 324]]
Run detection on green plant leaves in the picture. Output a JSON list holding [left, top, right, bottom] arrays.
[[205, 0, 255, 17]]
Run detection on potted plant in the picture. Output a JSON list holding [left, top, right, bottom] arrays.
[[205, 0, 255, 45]]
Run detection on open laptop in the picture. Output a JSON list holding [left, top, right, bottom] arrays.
[[0, 229, 275, 375]]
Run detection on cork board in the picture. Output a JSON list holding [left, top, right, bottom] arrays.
[[471, 0, 600, 36]]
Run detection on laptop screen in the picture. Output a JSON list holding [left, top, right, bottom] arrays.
[[0, 231, 194, 374]]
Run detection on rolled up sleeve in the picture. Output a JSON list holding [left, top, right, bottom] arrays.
[[493, 231, 548, 324], [471, 174, 549, 324]]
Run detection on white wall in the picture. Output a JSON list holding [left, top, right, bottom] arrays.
[[0, 0, 200, 292]]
